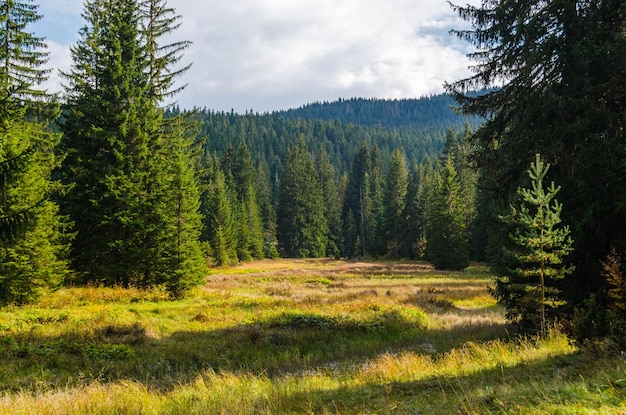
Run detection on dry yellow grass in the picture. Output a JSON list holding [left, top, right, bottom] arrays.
[[1, 259, 623, 414]]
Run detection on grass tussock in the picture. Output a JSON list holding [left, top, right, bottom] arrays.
[[0, 259, 625, 414]]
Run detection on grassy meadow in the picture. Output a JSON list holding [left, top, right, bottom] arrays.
[[0, 259, 625, 414]]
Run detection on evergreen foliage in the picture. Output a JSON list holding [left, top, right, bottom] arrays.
[[59, 0, 204, 294], [341, 145, 377, 257], [315, 149, 342, 258], [231, 143, 264, 261], [200, 155, 238, 266], [184, 95, 472, 180], [447, 0, 626, 307], [0, 0, 50, 103], [159, 115, 205, 295], [496, 155, 574, 334], [278, 96, 481, 131], [399, 166, 427, 259], [139, 0, 191, 100], [0, 0, 69, 305], [255, 163, 279, 259], [382, 149, 408, 257], [277, 139, 327, 258], [425, 155, 469, 270]]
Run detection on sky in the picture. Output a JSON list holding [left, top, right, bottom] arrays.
[[33, 0, 477, 113]]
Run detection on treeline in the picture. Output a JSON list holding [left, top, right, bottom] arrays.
[[277, 96, 481, 130], [172, 96, 479, 178], [198, 126, 483, 269]]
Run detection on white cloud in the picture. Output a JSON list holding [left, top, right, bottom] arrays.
[[34, 0, 477, 112], [39, 40, 73, 96]]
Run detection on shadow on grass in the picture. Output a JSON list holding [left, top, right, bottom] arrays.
[[0, 309, 510, 393], [260, 349, 624, 414]]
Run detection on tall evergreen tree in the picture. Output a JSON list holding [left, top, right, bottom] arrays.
[[255, 163, 279, 259], [61, 0, 157, 285], [277, 139, 327, 258], [315, 148, 342, 258], [368, 146, 385, 256], [342, 145, 368, 257], [0, 0, 48, 237], [443, 126, 481, 260], [341, 144, 384, 257], [139, 0, 191, 101], [60, 0, 204, 292], [200, 156, 237, 266], [231, 142, 264, 261], [0, 0, 69, 304], [400, 167, 424, 259], [383, 149, 408, 257], [0, 0, 49, 103], [426, 156, 469, 270], [159, 115, 205, 295]]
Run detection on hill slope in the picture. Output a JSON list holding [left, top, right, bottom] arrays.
[[184, 94, 481, 176], [275, 94, 480, 130]]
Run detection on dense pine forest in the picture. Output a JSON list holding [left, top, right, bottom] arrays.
[[278, 95, 482, 130], [174, 94, 481, 178], [1, 0, 625, 343], [189, 107, 482, 266]]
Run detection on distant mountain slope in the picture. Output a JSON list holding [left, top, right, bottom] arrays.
[[176, 94, 482, 178], [275, 94, 480, 131], [192, 110, 446, 177]]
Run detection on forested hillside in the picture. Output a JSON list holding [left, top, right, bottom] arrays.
[[277, 95, 481, 130], [184, 95, 485, 268], [178, 94, 480, 178]]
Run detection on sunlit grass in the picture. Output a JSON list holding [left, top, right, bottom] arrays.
[[0, 259, 624, 414]]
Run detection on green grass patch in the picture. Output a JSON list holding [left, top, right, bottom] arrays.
[[0, 259, 624, 414]]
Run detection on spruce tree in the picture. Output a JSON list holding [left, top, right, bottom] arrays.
[[342, 145, 370, 257], [315, 149, 342, 258], [443, 126, 481, 260], [61, 0, 155, 285], [255, 164, 279, 259], [496, 154, 574, 334], [277, 139, 327, 258], [200, 156, 237, 266], [160, 116, 205, 295], [139, 0, 191, 100], [399, 168, 424, 259], [0, 0, 48, 237], [426, 156, 469, 270], [0, 0, 49, 103], [60, 0, 204, 292], [231, 142, 264, 261], [383, 149, 408, 257], [341, 144, 383, 257], [368, 146, 385, 256], [0, 0, 69, 305]]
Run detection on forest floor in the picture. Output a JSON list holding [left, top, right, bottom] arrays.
[[0, 259, 625, 414]]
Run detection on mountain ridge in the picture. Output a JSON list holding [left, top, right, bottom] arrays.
[[273, 94, 480, 131]]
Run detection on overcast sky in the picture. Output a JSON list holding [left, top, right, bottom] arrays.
[[33, 0, 477, 113]]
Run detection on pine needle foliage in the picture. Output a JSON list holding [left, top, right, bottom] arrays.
[[0, 0, 70, 305], [426, 155, 469, 270], [59, 0, 204, 294], [496, 154, 574, 334]]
